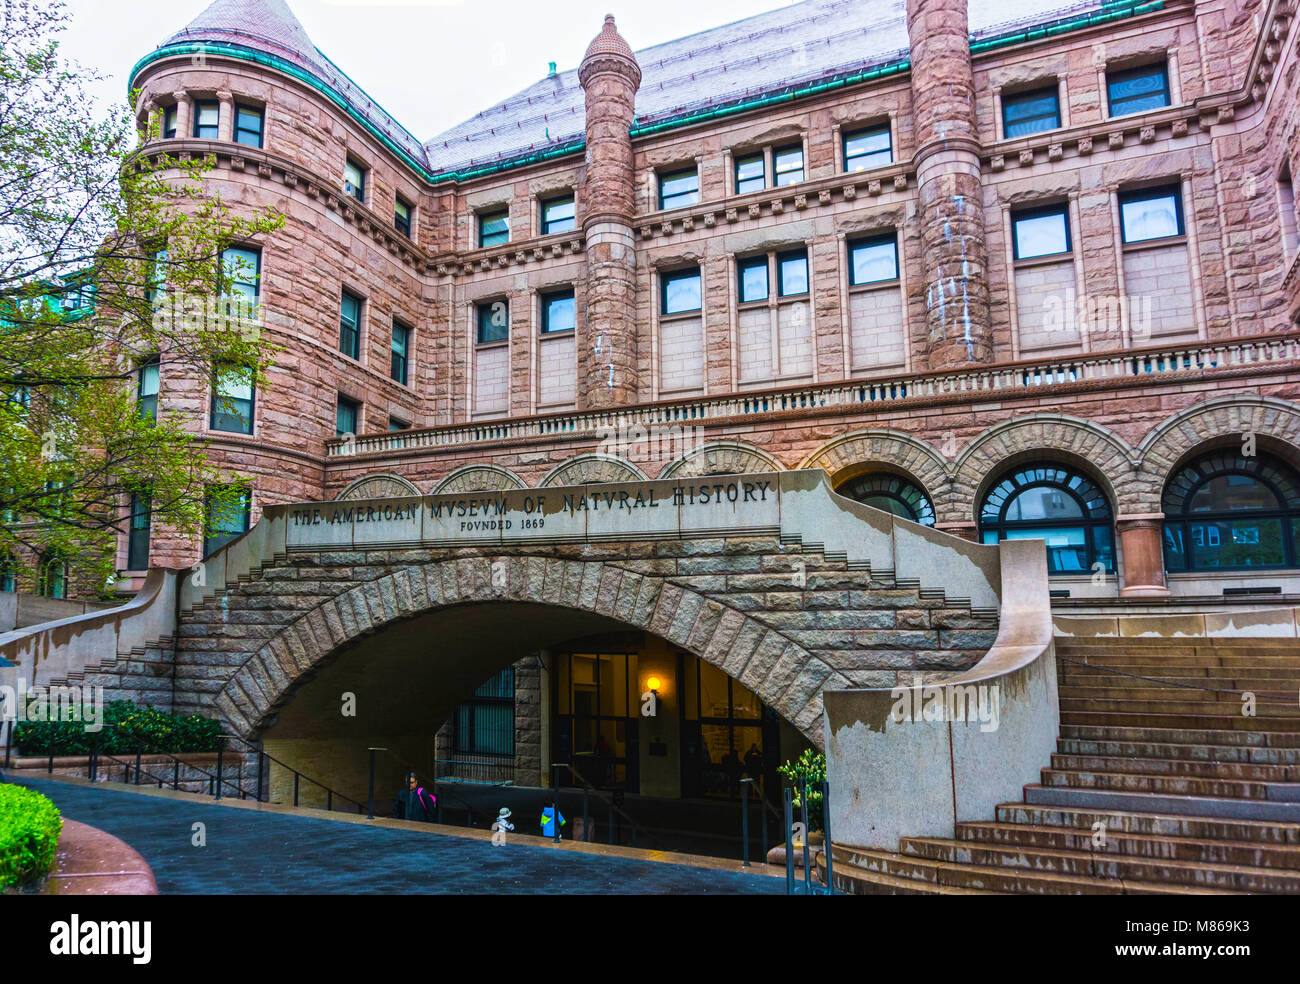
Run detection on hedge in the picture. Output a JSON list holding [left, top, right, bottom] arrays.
[[14, 700, 222, 756], [0, 784, 63, 889]]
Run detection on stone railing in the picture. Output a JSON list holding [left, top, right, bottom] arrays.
[[328, 333, 1300, 459], [823, 537, 1056, 850]]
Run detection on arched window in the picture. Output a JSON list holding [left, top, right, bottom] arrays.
[[979, 463, 1114, 574], [1162, 451, 1300, 571], [838, 473, 935, 526], [38, 553, 68, 599]]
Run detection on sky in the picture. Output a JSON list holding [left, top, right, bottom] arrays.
[[59, 0, 805, 139]]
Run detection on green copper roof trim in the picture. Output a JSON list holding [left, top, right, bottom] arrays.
[[129, 0, 1166, 186]]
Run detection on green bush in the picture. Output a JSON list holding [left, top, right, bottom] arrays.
[[0, 784, 63, 889], [778, 748, 826, 832], [14, 700, 221, 756]]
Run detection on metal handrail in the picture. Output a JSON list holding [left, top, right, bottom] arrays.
[[552, 761, 640, 843], [219, 734, 366, 812]]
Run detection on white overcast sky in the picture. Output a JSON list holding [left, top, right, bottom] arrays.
[[60, 0, 799, 139]]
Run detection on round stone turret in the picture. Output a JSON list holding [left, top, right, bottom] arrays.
[[579, 15, 641, 408]]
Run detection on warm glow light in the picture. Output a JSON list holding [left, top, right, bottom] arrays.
[[646, 676, 662, 691]]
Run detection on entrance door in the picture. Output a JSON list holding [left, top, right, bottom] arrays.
[[554, 651, 640, 793], [679, 652, 780, 802]]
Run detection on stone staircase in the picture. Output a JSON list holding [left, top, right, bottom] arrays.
[[824, 636, 1300, 894]]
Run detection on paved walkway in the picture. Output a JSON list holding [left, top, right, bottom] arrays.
[[13, 778, 784, 895]]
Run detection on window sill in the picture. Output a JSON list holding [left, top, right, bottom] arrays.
[[1121, 234, 1188, 253], [539, 328, 576, 338], [1013, 252, 1075, 269], [848, 279, 901, 292], [660, 310, 702, 323]]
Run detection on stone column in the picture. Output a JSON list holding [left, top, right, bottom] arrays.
[[578, 16, 641, 408], [217, 90, 235, 143], [906, 0, 992, 369], [1116, 514, 1171, 597], [171, 91, 190, 140]]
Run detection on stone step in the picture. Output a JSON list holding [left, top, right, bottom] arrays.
[[819, 854, 1003, 895], [1050, 752, 1299, 782], [1060, 697, 1300, 717], [1060, 685, 1289, 703], [1025, 783, 1300, 823], [994, 802, 1300, 844], [830, 844, 1237, 895], [955, 821, 1300, 870], [1061, 710, 1300, 733], [1040, 766, 1300, 801], [1061, 723, 1300, 747], [1057, 653, 1300, 668], [1060, 673, 1299, 692], [1060, 664, 1300, 680], [899, 836, 1300, 892], [1057, 641, 1300, 654], [1057, 736, 1300, 765]]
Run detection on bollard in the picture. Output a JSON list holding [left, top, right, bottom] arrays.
[[822, 779, 834, 896], [741, 779, 751, 867], [215, 737, 225, 800], [783, 787, 795, 895], [367, 748, 377, 819], [799, 776, 811, 897]]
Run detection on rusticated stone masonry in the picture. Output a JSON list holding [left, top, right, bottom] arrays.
[[70, 537, 998, 751], [907, 0, 992, 369]]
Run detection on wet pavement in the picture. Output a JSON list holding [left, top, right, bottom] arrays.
[[11, 777, 784, 895]]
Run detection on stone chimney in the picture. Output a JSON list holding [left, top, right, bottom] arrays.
[[906, 0, 992, 368], [578, 14, 641, 408]]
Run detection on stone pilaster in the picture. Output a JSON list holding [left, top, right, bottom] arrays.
[[578, 16, 641, 408], [906, 0, 992, 369]]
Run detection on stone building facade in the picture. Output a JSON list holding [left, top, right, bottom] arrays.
[[74, 0, 1300, 792]]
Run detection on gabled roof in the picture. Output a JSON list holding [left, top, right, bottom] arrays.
[[154, 0, 431, 167], [146, 0, 1135, 181], [424, 0, 1109, 173]]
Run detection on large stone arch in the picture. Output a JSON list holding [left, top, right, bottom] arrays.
[[797, 429, 950, 500], [213, 555, 840, 748], [538, 454, 646, 487], [1138, 395, 1300, 509], [432, 464, 526, 494], [335, 473, 419, 501], [951, 414, 1138, 524], [658, 441, 782, 479]]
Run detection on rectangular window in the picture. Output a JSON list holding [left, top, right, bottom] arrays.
[[476, 300, 508, 344], [1107, 62, 1171, 117], [390, 320, 410, 384], [234, 104, 263, 148], [210, 364, 254, 434], [773, 145, 804, 187], [137, 355, 160, 422], [1012, 204, 1072, 259], [1119, 185, 1184, 244], [478, 209, 509, 247], [737, 257, 768, 303], [658, 169, 699, 210], [777, 250, 809, 296], [454, 667, 515, 757], [38, 558, 67, 599], [204, 488, 250, 557], [162, 106, 177, 139], [848, 234, 899, 284], [1002, 85, 1060, 139], [344, 159, 366, 201], [541, 289, 576, 333], [661, 269, 702, 314], [193, 101, 219, 139], [0, 562, 14, 593], [336, 394, 359, 437], [221, 246, 261, 300], [339, 289, 362, 360], [388, 417, 410, 432], [395, 197, 412, 237], [844, 125, 892, 172], [127, 492, 151, 570], [541, 195, 576, 235], [149, 248, 168, 305], [735, 153, 765, 194]]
